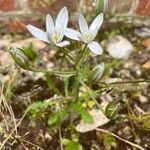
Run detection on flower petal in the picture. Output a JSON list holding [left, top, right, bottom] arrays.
[[55, 7, 68, 31], [26, 25, 50, 43], [89, 13, 103, 38], [88, 41, 103, 55], [79, 15, 89, 34], [65, 28, 81, 41], [46, 14, 54, 33], [46, 31, 54, 44], [56, 41, 70, 47]]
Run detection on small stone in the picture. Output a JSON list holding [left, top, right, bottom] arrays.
[[135, 28, 150, 38], [139, 95, 148, 103], [0, 52, 13, 65], [0, 39, 11, 49], [143, 61, 150, 69], [143, 38, 150, 49], [107, 36, 134, 59], [45, 132, 52, 141], [10, 38, 46, 49]]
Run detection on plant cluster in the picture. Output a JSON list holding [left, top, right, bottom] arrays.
[[9, 0, 136, 149]]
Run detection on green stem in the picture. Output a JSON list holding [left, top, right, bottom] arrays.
[[76, 44, 88, 68], [75, 71, 79, 101], [29, 67, 76, 77], [74, 44, 88, 102], [99, 79, 150, 85], [61, 48, 75, 62], [77, 76, 105, 113]]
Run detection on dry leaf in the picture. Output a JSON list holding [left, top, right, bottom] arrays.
[[76, 109, 110, 133]]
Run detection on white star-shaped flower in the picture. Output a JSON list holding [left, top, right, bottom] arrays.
[[65, 13, 104, 55], [26, 7, 70, 47]]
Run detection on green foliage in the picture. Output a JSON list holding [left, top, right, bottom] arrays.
[[20, 44, 37, 61], [139, 114, 150, 130], [62, 138, 83, 150], [8, 4, 146, 150], [131, 114, 150, 131], [103, 134, 118, 149], [27, 100, 55, 120], [47, 102, 93, 127], [48, 107, 69, 126], [45, 73, 62, 95], [105, 101, 120, 119], [71, 103, 93, 123]]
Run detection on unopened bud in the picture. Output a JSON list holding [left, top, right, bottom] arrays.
[[89, 63, 105, 83], [9, 47, 30, 70], [95, 0, 108, 14]]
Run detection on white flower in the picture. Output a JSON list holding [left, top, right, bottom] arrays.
[[26, 7, 70, 47], [65, 13, 104, 55]]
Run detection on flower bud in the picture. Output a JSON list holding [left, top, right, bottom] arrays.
[[9, 47, 30, 70], [95, 0, 108, 13], [89, 63, 105, 83]]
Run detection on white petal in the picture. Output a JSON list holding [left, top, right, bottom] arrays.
[[79, 15, 89, 34], [46, 31, 54, 44], [89, 13, 103, 38], [88, 41, 103, 55], [46, 14, 54, 33], [65, 28, 81, 41], [55, 7, 68, 31], [56, 41, 70, 47], [26, 25, 50, 43]]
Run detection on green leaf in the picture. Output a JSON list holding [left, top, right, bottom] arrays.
[[61, 138, 71, 145], [47, 107, 69, 126], [105, 102, 119, 119], [77, 76, 96, 100], [66, 142, 83, 150], [62, 139, 83, 150], [20, 44, 37, 61], [80, 110, 93, 123], [72, 103, 93, 123], [27, 100, 55, 120], [47, 112, 60, 126], [45, 73, 61, 95], [54, 71, 76, 78]]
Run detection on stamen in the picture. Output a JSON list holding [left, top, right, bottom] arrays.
[[83, 32, 92, 43], [53, 32, 62, 44]]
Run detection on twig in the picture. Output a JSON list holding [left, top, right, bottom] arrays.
[[20, 139, 44, 150], [95, 128, 145, 150], [0, 111, 27, 149], [59, 128, 64, 150]]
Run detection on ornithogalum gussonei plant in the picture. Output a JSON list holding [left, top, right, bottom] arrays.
[[9, 3, 135, 149]]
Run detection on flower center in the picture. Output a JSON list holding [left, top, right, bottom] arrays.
[[83, 32, 93, 43], [53, 32, 63, 44]]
